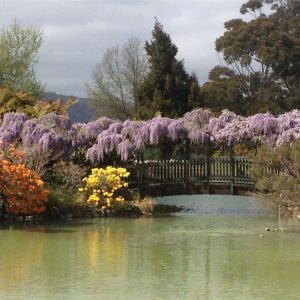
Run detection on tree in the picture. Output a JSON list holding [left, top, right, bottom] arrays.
[[136, 20, 201, 119], [0, 20, 43, 98], [200, 66, 245, 114], [87, 38, 148, 120], [203, 0, 300, 115]]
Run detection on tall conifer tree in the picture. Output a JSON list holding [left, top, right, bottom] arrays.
[[136, 20, 200, 119]]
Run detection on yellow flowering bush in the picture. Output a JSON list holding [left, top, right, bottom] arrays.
[[79, 166, 130, 207]]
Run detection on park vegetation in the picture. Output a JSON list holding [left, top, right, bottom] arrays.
[[0, 0, 299, 218], [252, 142, 300, 217]]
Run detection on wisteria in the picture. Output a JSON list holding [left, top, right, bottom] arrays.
[[22, 124, 49, 148], [117, 140, 134, 161], [83, 117, 114, 140], [183, 108, 212, 129], [2, 108, 300, 164], [148, 117, 171, 145], [188, 129, 210, 144], [0, 112, 27, 146], [168, 119, 186, 142], [37, 113, 72, 132], [37, 130, 67, 156]]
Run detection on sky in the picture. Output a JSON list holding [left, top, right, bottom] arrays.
[[0, 0, 246, 97]]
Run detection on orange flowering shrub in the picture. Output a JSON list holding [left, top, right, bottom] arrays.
[[0, 144, 49, 215]]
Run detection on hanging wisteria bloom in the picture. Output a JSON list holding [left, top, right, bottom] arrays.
[[97, 132, 123, 154], [188, 129, 210, 144], [22, 124, 50, 148], [246, 113, 279, 137], [0, 112, 27, 143], [37, 113, 72, 133], [83, 117, 114, 140], [117, 140, 134, 161], [4, 108, 300, 163], [121, 120, 143, 140], [208, 110, 240, 134], [183, 108, 212, 129], [277, 110, 300, 133], [0, 131, 18, 148], [36, 130, 70, 157], [105, 122, 123, 135], [133, 123, 150, 150], [147, 117, 171, 145], [167, 119, 186, 142], [213, 117, 246, 146], [0, 112, 27, 131], [86, 144, 104, 165], [21, 119, 38, 138]]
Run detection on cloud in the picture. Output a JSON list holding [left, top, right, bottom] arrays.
[[0, 0, 245, 96]]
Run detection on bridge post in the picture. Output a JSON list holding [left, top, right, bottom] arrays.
[[230, 148, 234, 195], [206, 143, 211, 194]]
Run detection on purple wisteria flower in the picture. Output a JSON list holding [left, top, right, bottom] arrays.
[[0, 112, 27, 143], [147, 117, 171, 145], [22, 124, 50, 148], [4, 108, 300, 163], [188, 129, 210, 144], [83, 117, 114, 140], [117, 140, 134, 161], [183, 108, 212, 129], [86, 144, 104, 164], [246, 113, 279, 136], [168, 119, 186, 142]]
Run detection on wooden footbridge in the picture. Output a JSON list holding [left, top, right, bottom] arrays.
[[126, 156, 255, 196]]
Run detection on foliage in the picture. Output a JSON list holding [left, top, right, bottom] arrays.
[[134, 196, 154, 215], [0, 88, 36, 118], [203, 0, 300, 115], [0, 88, 77, 119], [200, 66, 244, 115], [252, 142, 300, 215], [113, 201, 142, 217], [136, 20, 201, 119], [0, 144, 48, 215], [44, 185, 86, 219], [87, 38, 148, 120], [0, 20, 43, 98], [50, 161, 88, 195], [31, 97, 78, 117], [79, 166, 130, 208]]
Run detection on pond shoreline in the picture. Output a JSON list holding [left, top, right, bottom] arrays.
[[0, 202, 187, 222], [2, 193, 300, 222]]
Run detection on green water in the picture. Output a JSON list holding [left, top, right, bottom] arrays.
[[1, 196, 300, 300]]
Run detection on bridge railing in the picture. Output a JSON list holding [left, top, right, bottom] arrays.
[[125, 156, 255, 188]]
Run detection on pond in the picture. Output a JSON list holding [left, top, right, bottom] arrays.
[[1, 195, 300, 299]]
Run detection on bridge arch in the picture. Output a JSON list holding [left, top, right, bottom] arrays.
[[126, 156, 255, 196]]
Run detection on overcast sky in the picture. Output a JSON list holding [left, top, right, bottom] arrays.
[[0, 0, 246, 97]]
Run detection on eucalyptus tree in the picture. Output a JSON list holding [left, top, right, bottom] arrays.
[[203, 0, 300, 115]]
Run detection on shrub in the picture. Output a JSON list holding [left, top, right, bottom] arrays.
[[50, 160, 88, 194], [134, 196, 154, 215], [253, 142, 300, 216], [113, 201, 142, 217], [79, 166, 130, 208], [0, 144, 48, 215], [0, 87, 77, 118]]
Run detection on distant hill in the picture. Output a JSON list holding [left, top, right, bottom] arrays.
[[42, 92, 95, 123]]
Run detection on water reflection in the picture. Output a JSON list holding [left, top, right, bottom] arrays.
[[0, 214, 300, 299]]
